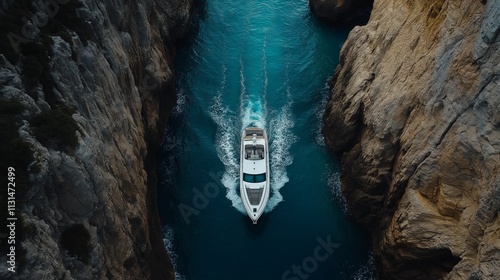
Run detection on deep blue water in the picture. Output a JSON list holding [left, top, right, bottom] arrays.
[[158, 1, 376, 279]]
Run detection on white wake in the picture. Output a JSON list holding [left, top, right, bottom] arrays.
[[211, 50, 295, 214], [209, 64, 246, 213], [239, 55, 267, 130], [266, 82, 296, 211]]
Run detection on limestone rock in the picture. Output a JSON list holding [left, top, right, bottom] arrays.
[[323, 0, 499, 279], [0, 0, 192, 279]]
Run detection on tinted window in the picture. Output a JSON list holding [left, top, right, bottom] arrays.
[[243, 173, 266, 183], [243, 173, 254, 182], [255, 173, 266, 183]]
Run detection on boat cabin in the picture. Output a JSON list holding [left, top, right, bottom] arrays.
[[245, 144, 265, 160]]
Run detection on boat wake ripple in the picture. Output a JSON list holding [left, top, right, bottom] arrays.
[[266, 87, 296, 212], [209, 66, 246, 213], [211, 54, 295, 214], [239, 55, 266, 130]]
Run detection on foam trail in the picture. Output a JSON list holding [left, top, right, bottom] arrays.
[[216, 39, 270, 214], [315, 82, 331, 146], [266, 82, 296, 212], [162, 226, 185, 280], [240, 55, 266, 130], [173, 87, 187, 117], [209, 65, 246, 213], [352, 252, 377, 280], [261, 32, 268, 119], [328, 169, 348, 214]]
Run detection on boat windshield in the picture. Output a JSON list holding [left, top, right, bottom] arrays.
[[243, 173, 266, 183]]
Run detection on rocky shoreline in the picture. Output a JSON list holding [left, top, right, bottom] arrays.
[[0, 0, 192, 279], [322, 0, 499, 279]]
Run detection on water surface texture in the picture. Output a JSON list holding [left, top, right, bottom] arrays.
[[158, 1, 376, 279]]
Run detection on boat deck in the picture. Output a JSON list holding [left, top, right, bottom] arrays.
[[240, 127, 270, 223], [246, 187, 264, 206]]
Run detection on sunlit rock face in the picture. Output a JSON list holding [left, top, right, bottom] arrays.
[[0, 0, 191, 279], [323, 0, 499, 279]]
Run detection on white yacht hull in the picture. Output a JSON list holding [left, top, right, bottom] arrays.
[[240, 127, 270, 224]]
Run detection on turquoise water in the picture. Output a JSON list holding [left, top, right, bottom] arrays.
[[158, 0, 376, 279]]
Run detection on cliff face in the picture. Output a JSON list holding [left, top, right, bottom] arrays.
[[322, 0, 499, 279], [0, 0, 191, 279]]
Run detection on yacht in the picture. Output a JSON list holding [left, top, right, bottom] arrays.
[[240, 127, 270, 224]]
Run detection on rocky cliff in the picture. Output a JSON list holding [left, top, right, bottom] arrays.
[[322, 0, 499, 279], [0, 0, 191, 279]]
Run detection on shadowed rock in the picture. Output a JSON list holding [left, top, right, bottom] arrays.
[[0, 0, 192, 279]]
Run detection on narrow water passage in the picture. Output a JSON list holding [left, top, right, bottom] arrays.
[[158, 1, 376, 279]]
